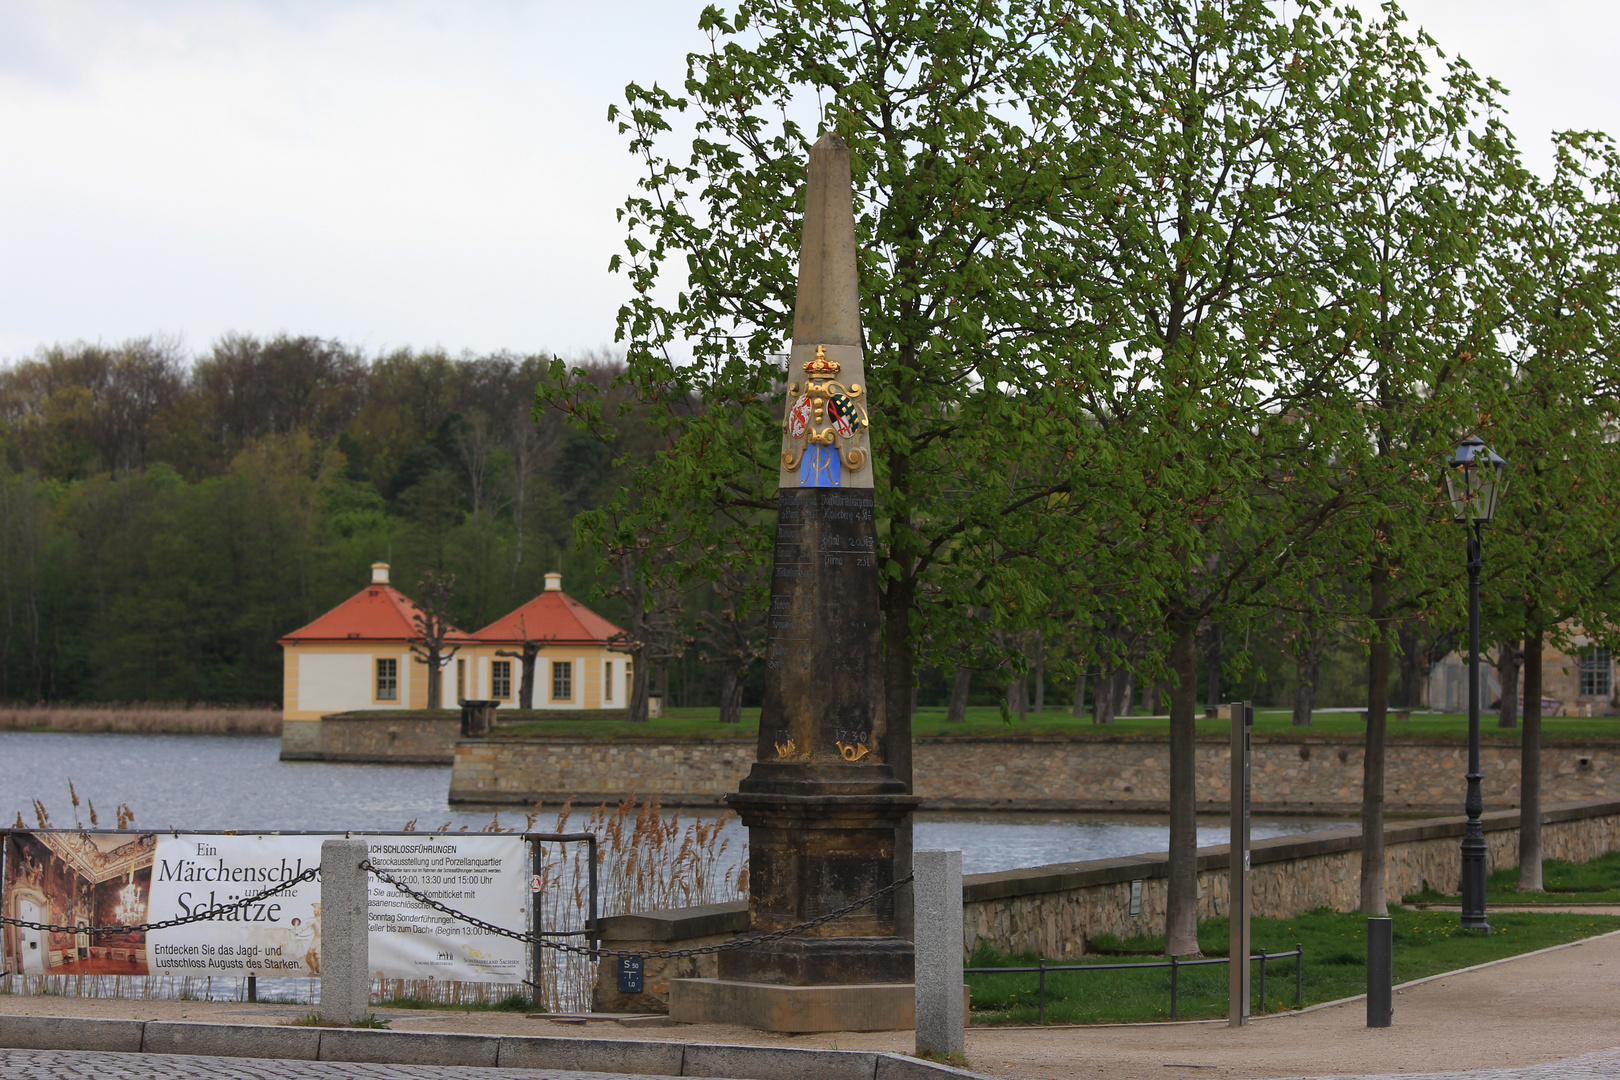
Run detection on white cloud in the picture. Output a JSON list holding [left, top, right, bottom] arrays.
[[0, 1, 1613, 362]]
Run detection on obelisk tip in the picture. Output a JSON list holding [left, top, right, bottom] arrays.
[[792, 132, 860, 348]]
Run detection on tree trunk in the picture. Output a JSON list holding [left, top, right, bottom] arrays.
[[718, 664, 744, 724], [1117, 669, 1135, 719], [1165, 616, 1200, 956], [1359, 560, 1391, 915], [1071, 668, 1087, 716], [1396, 622, 1422, 708], [1292, 652, 1317, 726], [1006, 671, 1027, 717], [1093, 669, 1115, 725], [1033, 636, 1046, 712], [1497, 638, 1523, 729], [1520, 618, 1544, 890], [425, 649, 443, 710], [628, 653, 650, 723], [518, 650, 537, 710], [1206, 622, 1222, 712], [946, 666, 971, 722]]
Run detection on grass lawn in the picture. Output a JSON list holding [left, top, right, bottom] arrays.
[[491, 705, 1620, 743], [1406, 850, 1620, 906], [965, 906, 1620, 1025]]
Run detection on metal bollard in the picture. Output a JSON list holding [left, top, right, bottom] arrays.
[[1366, 917, 1392, 1028], [320, 838, 371, 1026], [914, 849, 965, 1059]]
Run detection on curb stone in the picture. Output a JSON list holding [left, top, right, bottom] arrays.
[[0, 1016, 999, 1079]]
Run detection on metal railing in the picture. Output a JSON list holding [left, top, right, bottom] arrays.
[[965, 944, 1303, 1023]]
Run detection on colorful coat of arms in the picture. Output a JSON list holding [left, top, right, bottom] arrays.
[[780, 345, 870, 487]]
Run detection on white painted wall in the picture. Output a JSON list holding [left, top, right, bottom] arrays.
[[298, 651, 408, 713]]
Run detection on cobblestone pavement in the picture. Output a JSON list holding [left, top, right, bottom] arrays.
[[1269, 1050, 1620, 1080], [0, 1049, 696, 1080]]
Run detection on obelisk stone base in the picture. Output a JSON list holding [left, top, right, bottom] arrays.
[[668, 978, 916, 1033]]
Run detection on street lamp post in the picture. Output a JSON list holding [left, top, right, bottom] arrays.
[[1445, 434, 1508, 934]]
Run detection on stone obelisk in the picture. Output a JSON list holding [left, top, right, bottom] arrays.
[[670, 133, 918, 1032]]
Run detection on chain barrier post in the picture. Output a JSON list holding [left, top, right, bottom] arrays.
[[321, 838, 370, 1026], [1367, 916, 1393, 1028], [914, 848, 965, 1058], [1296, 942, 1304, 1006], [529, 836, 544, 1010]]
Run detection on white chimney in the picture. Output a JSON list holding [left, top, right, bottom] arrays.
[[371, 562, 390, 585], [544, 572, 562, 592]]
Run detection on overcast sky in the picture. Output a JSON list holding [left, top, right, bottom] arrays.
[[0, 1, 1615, 364]]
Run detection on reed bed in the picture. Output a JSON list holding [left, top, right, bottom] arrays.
[[0, 703, 281, 735], [3, 795, 745, 1012]]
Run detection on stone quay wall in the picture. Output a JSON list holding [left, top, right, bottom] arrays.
[[592, 798, 1620, 1012], [448, 733, 1620, 813], [279, 713, 462, 764], [964, 799, 1620, 961]]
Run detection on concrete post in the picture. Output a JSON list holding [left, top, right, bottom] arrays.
[[914, 849, 964, 1059], [320, 838, 371, 1026]]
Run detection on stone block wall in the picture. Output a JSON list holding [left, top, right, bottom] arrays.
[[278, 713, 462, 764], [591, 799, 1620, 1012], [448, 733, 1620, 813], [960, 800, 1620, 959]]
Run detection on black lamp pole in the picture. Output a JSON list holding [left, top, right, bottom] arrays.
[[1460, 520, 1490, 933], [1447, 433, 1504, 935]]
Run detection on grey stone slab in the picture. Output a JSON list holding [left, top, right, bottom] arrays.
[[681, 1042, 879, 1080], [0, 1015, 144, 1052], [142, 1020, 320, 1060], [317, 1027, 499, 1066], [496, 1034, 685, 1074], [319, 837, 371, 1026]]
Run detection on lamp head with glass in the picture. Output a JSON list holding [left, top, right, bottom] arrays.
[[1445, 434, 1508, 525]]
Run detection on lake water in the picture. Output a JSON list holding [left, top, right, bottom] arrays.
[[0, 732, 1344, 874]]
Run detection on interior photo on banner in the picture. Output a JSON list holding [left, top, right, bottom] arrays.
[[2, 831, 529, 983]]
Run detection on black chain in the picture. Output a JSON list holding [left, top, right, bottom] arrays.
[[0, 867, 319, 937], [361, 859, 913, 961]]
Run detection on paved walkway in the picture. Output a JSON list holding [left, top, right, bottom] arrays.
[[0, 1048, 700, 1079], [8, 929, 1620, 1079]]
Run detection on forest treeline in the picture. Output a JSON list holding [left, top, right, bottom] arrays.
[[0, 335, 654, 705]]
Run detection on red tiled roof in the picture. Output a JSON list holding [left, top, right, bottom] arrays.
[[279, 583, 477, 644], [475, 591, 622, 645]]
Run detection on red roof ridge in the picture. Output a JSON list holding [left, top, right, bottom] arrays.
[[474, 589, 622, 645], [279, 581, 477, 644]]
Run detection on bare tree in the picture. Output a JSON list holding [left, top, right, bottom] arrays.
[[694, 569, 766, 724], [410, 571, 460, 709], [493, 614, 553, 710]]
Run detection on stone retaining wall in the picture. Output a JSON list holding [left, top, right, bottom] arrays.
[[279, 713, 461, 764], [450, 733, 1620, 813], [592, 798, 1620, 1013]]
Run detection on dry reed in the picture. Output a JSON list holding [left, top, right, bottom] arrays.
[[0, 703, 280, 735]]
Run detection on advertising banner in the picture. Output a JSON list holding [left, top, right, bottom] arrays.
[[3, 831, 529, 983]]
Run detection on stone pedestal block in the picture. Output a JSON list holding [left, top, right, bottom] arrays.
[[669, 978, 916, 1033]]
